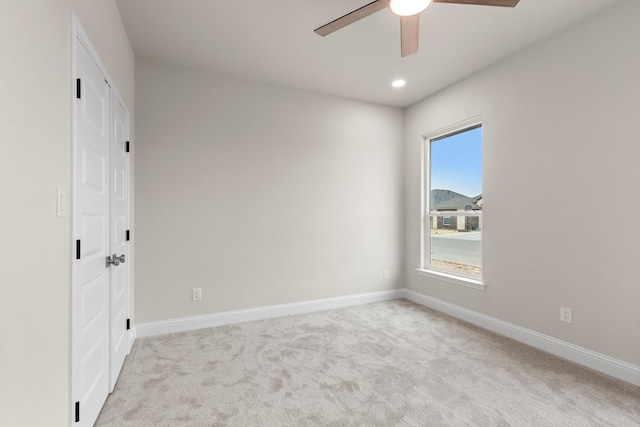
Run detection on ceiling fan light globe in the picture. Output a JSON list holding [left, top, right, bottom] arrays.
[[389, 0, 432, 17]]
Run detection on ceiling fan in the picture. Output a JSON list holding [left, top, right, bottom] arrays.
[[314, 0, 520, 57]]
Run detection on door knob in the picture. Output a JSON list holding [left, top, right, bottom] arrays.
[[105, 254, 125, 268], [106, 254, 117, 268]]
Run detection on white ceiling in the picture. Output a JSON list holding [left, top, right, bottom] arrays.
[[115, 0, 620, 108]]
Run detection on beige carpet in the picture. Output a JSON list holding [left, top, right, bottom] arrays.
[[95, 300, 640, 426]]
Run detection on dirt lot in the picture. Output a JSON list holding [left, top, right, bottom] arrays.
[[430, 229, 480, 236], [431, 259, 481, 277]]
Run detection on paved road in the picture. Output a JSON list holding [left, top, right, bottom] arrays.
[[430, 232, 481, 266]]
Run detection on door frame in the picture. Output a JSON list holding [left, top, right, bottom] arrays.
[[70, 12, 133, 426]]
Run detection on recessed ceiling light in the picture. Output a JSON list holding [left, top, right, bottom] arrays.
[[392, 79, 406, 88]]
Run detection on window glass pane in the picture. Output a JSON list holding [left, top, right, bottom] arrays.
[[430, 215, 481, 277], [430, 126, 482, 210], [428, 125, 482, 278]]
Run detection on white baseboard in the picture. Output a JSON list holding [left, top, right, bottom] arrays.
[[136, 289, 404, 338], [403, 289, 640, 387]]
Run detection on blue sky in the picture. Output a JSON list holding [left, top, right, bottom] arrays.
[[430, 126, 482, 197]]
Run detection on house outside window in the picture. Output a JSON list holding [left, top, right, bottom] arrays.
[[420, 120, 483, 288]]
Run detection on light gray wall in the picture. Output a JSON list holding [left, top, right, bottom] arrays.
[[0, 1, 134, 426], [135, 59, 405, 323], [404, 0, 640, 366]]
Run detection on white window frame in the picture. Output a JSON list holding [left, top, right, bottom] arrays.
[[416, 117, 485, 291]]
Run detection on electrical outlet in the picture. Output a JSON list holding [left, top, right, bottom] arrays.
[[560, 306, 572, 324], [192, 288, 202, 301], [383, 269, 390, 280]]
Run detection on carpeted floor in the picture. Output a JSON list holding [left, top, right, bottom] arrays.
[[95, 299, 640, 426]]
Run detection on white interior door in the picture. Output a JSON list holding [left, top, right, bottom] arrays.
[[72, 38, 111, 427], [109, 95, 130, 391]]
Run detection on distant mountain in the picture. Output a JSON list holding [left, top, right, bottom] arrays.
[[430, 189, 481, 211]]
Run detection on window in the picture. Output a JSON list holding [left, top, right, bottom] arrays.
[[420, 121, 482, 287]]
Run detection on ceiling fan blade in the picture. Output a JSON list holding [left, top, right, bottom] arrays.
[[314, 0, 389, 37], [433, 0, 519, 6], [400, 15, 420, 57]]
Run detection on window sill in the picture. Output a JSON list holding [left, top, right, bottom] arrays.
[[415, 268, 486, 291]]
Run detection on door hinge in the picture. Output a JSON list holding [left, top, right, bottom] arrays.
[[126, 230, 130, 241], [76, 240, 81, 260], [126, 318, 131, 330], [76, 78, 81, 99], [125, 141, 130, 153], [75, 401, 80, 423]]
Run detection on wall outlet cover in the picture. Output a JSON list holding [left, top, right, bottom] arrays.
[[560, 306, 572, 324]]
